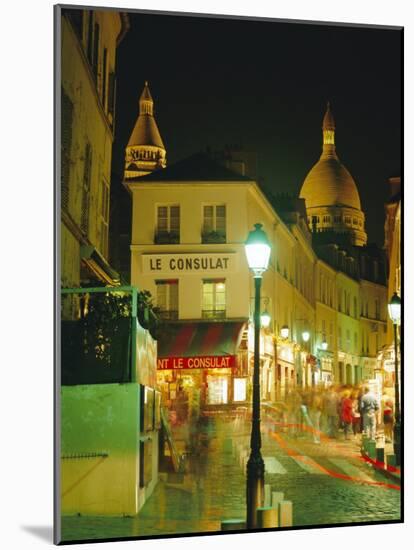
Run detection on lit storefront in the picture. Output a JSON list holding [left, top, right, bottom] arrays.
[[156, 321, 247, 421], [247, 325, 275, 401], [317, 351, 334, 387], [275, 340, 296, 397]]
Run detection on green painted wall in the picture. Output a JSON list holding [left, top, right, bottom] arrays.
[[61, 383, 159, 516]]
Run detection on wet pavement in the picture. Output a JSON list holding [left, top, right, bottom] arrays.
[[61, 412, 401, 542]]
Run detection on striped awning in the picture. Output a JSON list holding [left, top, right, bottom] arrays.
[[158, 322, 245, 358]]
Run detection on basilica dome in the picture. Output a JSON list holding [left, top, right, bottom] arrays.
[[299, 103, 367, 247], [300, 156, 361, 210]]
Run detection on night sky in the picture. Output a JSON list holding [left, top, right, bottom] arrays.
[[112, 11, 402, 246]]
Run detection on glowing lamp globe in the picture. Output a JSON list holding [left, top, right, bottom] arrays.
[[245, 223, 271, 276], [302, 330, 310, 343], [321, 340, 328, 351], [388, 292, 401, 325], [280, 325, 289, 339], [261, 309, 271, 328]]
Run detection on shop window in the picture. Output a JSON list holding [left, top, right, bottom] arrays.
[[202, 279, 226, 319], [156, 205, 180, 243], [156, 280, 178, 320], [202, 205, 226, 242], [233, 378, 247, 402], [207, 375, 228, 404]]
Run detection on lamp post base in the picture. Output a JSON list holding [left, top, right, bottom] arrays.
[[246, 453, 265, 529]]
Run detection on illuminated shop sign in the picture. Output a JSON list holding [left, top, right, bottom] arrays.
[[142, 253, 237, 274], [157, 355, 236, 370]]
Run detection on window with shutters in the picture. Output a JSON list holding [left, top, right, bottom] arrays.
[[101, 48, 108, 112], [108, 70, 116, 128], [155, 205, 180, 243], [202, 205, 226, 243], [92, 22, 100, 83], [80, 143, 92, 235], [86, 11, 94, 65], [156, 280, 178, 320], [346, 329, 351, 351], [100, 179, 110, 258], [375, 299, 380, 320], [202, 279, 226, 319], [61, 87, 73, 212]]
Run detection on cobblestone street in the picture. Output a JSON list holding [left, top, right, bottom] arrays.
[[61, 413, 401, 542]]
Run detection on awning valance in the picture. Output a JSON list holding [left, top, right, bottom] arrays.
[[158, 321, 245, 359]]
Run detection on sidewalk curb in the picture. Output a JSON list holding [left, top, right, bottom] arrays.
[[360, 449, 401, 484]]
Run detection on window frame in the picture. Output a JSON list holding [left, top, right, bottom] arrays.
[[155, 279, 179, 320], [155, 204, 180, 243], [201, 278, 226, 319], [202, 203, 226, 242]]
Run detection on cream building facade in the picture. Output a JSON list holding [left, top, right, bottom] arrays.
[[125, 99, 389, 411], [378, 177, 401, 385], [60, 9, 128, 299]]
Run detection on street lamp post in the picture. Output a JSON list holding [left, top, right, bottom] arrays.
[[245, 223, 271, 529], [388, 292, 401, 465]]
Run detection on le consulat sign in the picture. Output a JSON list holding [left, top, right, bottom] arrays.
[[142, 253, 238, 275]]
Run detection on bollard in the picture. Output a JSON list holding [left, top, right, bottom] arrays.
[[271, 491, 284, 508], [221, 519, 246, 531], [257, 507, 279, 528], [386, 453, 397, 468], [361, 435, 368, 453], [366, 440, 376, 459], [264, 484, 271, 507], [279, 501, 293, 527], [376, 447, 385, 464]]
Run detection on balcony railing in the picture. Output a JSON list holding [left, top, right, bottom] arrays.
[[157, 310, 179, 321], [202, 309, 226, 320], [154, 231, 180, 244], [201, 231, 226, 244]]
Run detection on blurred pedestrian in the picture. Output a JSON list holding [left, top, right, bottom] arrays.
[[383, 395, 394, 443], [323, 386, 339, 438], [309, 390, 323, 444], [340, 390, 353, 440], [360, 386, 380, 440], [351, 390, 361, 435]]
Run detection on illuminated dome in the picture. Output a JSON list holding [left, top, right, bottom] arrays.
[[300, 157, 361, 210], [299, 103, 367, 247], [124, 81, 167, 180]]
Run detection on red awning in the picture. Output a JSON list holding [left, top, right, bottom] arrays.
[[158, 322, 245, 358]]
